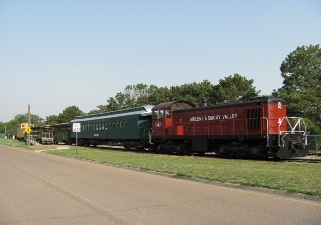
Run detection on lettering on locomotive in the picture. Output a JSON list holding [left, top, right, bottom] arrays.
[[190, 114, 238, 122], [190, 117, 204, 122]]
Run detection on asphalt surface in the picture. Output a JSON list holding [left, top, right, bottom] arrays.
[[1, 145, 321, 225]]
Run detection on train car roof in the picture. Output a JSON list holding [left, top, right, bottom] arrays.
[[31, 125, 53, 129], [51, 123, 70, 127], [70, 105, 154, 123], [176, 97, 286, 113]]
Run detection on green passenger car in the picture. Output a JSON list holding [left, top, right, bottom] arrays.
[[52, 123, 71, 144], [70, 105, 154, 149]]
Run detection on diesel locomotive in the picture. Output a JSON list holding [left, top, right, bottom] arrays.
[[151, 97, 307, 159], [30, 97, 308, 159]]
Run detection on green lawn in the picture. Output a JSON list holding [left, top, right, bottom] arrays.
[[1, 138, 321, 196]]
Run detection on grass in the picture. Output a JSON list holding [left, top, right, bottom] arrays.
[[0, 138, 29, 148], [1, 138, 321, 197]]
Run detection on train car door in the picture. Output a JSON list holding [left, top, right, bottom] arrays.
[[152, 108, 167, 137]]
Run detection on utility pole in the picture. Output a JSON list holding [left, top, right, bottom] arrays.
[[27, 104, 31, 147]]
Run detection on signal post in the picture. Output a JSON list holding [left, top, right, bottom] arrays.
[[72, 123, 81, 155]]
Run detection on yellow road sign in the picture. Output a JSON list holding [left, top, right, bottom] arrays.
[[24, 127, 31, 134]]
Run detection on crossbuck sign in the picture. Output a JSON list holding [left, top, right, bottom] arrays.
[[73, 123, 81, 132]]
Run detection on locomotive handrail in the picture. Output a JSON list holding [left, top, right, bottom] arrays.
[[262, 117, 269, 147], [149, 128, 153, 144], [278, 117, 307, 147]]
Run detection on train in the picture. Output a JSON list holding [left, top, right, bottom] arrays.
[[17, 123, 55, 144], [16, 123, 35, 141], [27, 97, 308, 159]]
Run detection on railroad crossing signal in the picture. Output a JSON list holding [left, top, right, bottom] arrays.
[[73, 123, 81, 132], [24, 127, 31, 134]]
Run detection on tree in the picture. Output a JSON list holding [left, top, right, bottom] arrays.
[[145, 86, 172, 105], [169, 80, 215, 106], [94, 77, 259, 114], [124, 84, 149, 107], [97, 84, 166, 112], [134, 84, 156, 106], [0, 114, 44, 137], [276, 44, 321, 133], [105, 97, 117, 111], [45, 115, 60, 125], [0, 122, 7, 136], [88, 105, 109, 114], [214, 74, 260, 104], [10, 113, 45, 126], [106, 92, 133, 111], [58, 106, 84, 123]]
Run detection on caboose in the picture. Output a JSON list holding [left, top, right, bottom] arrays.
[[16, 123, 35, 141], [151, 97, 307, 159]]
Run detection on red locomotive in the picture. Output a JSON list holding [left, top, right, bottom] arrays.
[[151, 97, 307, 159]]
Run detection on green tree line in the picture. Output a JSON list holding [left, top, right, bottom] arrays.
[[1, 44, 320, 137]]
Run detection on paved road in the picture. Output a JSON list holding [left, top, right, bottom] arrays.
[[1, 145, 320, 225]]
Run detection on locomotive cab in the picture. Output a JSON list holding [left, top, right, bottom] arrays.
[[151, 100, 195, 139]]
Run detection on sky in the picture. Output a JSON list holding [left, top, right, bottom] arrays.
[[1, 0, 320, 122]]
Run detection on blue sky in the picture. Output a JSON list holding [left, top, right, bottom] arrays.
[[1, 0, 320, 122]]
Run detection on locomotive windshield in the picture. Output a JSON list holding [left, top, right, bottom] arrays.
[[152, 100, 195, 120], [153, 110, 164, 119], [166, 110, 171, 118]]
